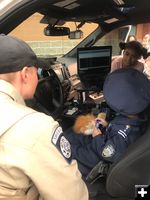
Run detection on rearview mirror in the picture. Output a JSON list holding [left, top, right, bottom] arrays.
[[44, 26, 70, 36], [68, 30, 83, 39]]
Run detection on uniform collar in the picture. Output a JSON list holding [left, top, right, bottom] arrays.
[[111, 114, 147, 126], [0, 80, 25, 105]]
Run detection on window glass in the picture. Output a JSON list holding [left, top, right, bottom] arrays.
[[9, 13, 98, 57]]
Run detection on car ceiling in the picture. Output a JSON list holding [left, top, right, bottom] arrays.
[[0, 0, 150, 34]]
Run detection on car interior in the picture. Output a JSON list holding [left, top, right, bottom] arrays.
[[0, 0, 150, 199]]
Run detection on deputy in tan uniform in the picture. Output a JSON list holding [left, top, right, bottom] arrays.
[[0, 34, 88, 200]]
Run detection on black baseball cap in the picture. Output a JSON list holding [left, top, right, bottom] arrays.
[[103, 68, 150, 115], [0, 34, 49, 73]]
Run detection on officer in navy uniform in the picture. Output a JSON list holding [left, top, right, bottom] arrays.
[[65, 68, 150, 177]]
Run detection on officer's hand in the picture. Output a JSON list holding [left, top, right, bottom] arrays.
[[96, 117, 108, 128]]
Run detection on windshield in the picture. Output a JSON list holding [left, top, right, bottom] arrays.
[[9, 13, 98, 58], [8, 11, 150, 60]]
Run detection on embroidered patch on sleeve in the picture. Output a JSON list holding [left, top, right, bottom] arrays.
[[118, 125, 130, 139], [51, 126, 72, 164], [102, 144, 115, 158]]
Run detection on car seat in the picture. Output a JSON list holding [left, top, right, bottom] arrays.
[[85, 107, 150, 200]]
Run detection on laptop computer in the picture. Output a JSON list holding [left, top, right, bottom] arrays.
[[77, 46, 112, 91]]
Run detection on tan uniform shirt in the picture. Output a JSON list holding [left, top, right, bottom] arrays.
[[0, 80, 88, 200]]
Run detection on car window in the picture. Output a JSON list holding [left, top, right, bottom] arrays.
[[8, 12, 150, 62], [94, 25, 136, 56], [9, 12, 98, 58]]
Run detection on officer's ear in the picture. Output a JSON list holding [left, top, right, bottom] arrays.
[[20, 66, 30, 84]]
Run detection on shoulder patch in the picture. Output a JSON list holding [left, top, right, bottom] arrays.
[[52, 126, 72, 164], [52, 126, 63, 145], [102, 144, 115, 158]]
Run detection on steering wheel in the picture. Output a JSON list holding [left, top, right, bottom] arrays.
[[26, 67, 64, 120]]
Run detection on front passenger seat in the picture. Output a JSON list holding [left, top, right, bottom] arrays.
[[106, 113, 150, 199]]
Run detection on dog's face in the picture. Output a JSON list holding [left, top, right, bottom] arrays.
[[80, 121, 95, 135], [73, 114, 96, 135]]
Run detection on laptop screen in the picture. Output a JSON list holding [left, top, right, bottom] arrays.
[[77, 46, 112, 71], [77, 46, 112, 90]]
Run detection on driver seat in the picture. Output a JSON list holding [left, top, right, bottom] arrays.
[[86, 107, 150, 200]]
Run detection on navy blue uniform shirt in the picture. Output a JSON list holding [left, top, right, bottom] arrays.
[[65, 114, 147, 176]]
